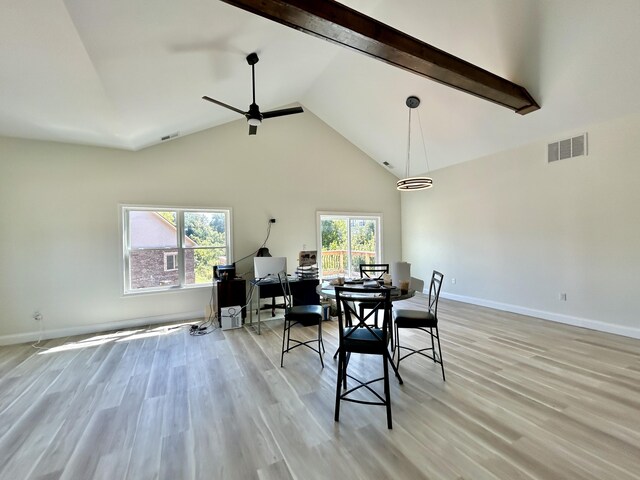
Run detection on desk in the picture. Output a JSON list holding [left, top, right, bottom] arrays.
[[248, 278, 319, 334]]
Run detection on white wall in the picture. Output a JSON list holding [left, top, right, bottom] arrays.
[[0, 111, 402, 344], [402, 112, 640, 338]]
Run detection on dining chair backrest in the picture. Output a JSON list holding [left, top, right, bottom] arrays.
[[428, 271, 444, 315], [359, 263, 390, 280], [335, 286, 391, 344], [277, 272, 294, 312]]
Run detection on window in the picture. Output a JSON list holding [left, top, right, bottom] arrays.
[[122, 206, 232, 293], [317, 212, 382, 278], [164, 252, 178, 271]]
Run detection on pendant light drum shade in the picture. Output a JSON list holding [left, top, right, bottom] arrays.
[[397, 177, 433, 190]]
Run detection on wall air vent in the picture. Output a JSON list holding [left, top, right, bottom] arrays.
[[161, 131, 180, 141], [548, 133, 587, 163]]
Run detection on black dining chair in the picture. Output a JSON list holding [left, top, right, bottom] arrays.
[[358, 263, 390, 328], [334, 286, 402, 429], [359, 263, 389, 281], [393, 270, 445, 380], [278, 273, 325, 368]]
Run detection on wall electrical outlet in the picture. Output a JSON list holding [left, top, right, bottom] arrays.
[[33, 311, 43, 321], [559, 293, 567, 301], [451, 278, 457, 285]]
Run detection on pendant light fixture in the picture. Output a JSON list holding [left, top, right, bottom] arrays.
[[397, 96, 433, 191]]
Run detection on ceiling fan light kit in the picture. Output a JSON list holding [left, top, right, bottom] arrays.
[[397, 95, 433, 192], [202, 52, 303, 135]]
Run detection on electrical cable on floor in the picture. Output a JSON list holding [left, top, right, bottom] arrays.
[[31, 318, 47, 351], [189, 269, 278, 338], [188, 283, 220, 336]]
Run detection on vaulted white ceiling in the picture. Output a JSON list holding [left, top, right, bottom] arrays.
[[2, 0, 640, 176]]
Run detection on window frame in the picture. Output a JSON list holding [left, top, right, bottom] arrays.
[[121, 205, 233, 295], [316, 211, 383, 279]]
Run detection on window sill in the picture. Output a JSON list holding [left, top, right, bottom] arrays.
[[123, 283, 213, 297]]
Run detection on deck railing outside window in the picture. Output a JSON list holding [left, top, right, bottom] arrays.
[[321, 250, 376, 277]]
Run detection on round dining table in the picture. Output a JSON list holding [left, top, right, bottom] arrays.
[[316, 281, 416, 302], [316, 280, 415, 368]]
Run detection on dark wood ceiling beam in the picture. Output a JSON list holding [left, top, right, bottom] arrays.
[[219, 0, 540, 114]]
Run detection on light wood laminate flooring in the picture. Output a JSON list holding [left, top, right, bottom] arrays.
[[1, 296, 639, 479]]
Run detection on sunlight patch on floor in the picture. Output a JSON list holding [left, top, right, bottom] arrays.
[[36, 322, 193, 354]]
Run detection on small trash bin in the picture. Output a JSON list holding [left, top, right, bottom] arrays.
[[321, 302, 331, 321]]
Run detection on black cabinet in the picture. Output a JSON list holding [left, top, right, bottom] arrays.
[[217, 279, 246, 319]]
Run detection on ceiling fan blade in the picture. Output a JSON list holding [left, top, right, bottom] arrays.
[[202, 96, 246, 116], [249, 124, 258, 135], [262, 106, 304, 119]]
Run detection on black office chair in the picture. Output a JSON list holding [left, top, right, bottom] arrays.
[[278, 273, 325, 368], [393, 270, 445, 381], [261, 296, 285, 317], [358, 263, 390, 329], [334, 286, 402, 429]]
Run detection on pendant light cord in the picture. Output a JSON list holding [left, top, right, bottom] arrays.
[[416, 109, 431, 174], [406, 107, 412, 178]]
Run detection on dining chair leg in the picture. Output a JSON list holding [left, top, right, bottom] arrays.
[[343, 351, 351, 389], [435, 326, 446, 381], [280, 318, 288, 367], [394, 324, 403, 370], [388, 306, 394, 352], [335, 350, 344, 422], [393, 321, 399, 362], [430, 327, 436, 363], [317, 319, 325, 368], [386, 350, 403, 385], [383, 354, 392, 429]]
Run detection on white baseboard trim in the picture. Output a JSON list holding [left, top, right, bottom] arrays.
[[441, 292, 640, 340], [0, 310, 205, 346]]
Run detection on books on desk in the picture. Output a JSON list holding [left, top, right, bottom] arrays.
[[296, 264, 318, 279]]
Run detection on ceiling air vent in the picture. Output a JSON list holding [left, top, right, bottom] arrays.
[[548, 133, 587, 163]]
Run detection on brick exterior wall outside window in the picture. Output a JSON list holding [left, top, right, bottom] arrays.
[[130, 250, 195, 289]]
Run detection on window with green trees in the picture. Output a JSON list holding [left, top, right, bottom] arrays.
[[318, 213, 381, 278], [122, 206, 231, 293]]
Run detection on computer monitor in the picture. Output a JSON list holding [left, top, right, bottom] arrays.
[[213, 264, 235, 281], [254, 256, 287, 280]]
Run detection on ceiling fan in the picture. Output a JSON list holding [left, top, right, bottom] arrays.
[[202, 52, 304, 135]]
